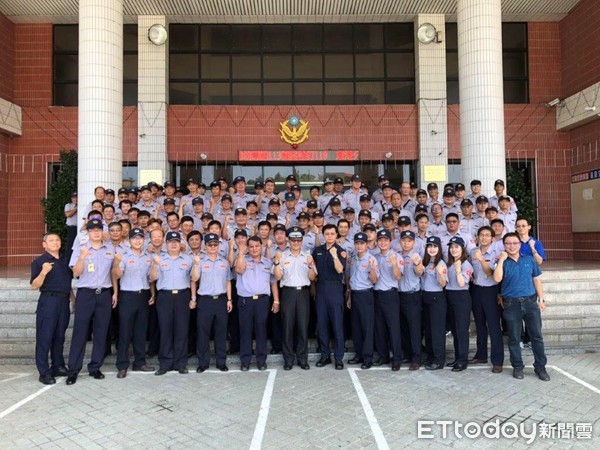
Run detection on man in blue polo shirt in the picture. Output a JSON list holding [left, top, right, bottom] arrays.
[[493, 232, 549, 382]]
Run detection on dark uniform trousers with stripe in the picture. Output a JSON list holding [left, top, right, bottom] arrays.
[[280, 286, 310, 365], [196, 294, 228, 368], [156, 288, 191, 371], [116, 289, 151, 371]]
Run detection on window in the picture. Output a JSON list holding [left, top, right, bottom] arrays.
[[168, 23, 415, 106], [53, 25, 138, 106], [445, 22, 528, 104]]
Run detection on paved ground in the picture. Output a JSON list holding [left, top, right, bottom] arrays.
[[0, 353, 599, 449]]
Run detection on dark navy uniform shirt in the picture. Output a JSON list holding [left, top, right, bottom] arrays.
[[31, 252, 73, 295], [312, 243, 347, 283]]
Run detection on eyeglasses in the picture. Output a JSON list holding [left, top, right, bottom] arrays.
[[504, 241, 521, 246], [446, 220, 458, 224], [206, 243, 219, 247]]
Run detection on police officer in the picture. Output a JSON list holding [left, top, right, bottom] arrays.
[[150, 231, 196, 375], [66, 219, 116, 385], [312, 224, 347, 370], [192, 233, 233, 373], [398, 230, 424, 370], [347, 232, 379, 370], [112, 227, 155, 378], [235, 235, 278, 371], [31, 233, 74, 384], [273, 227, 316, 370], [373, 229, 402, 371]]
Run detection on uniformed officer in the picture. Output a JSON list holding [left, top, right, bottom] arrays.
[[64, 192, 78, 261], [398, 230, 424, 370], [191, 233, 233, 373], [273, 227, 316, 370], [66, 219, 116, 385], [112, 228, 155, 378], [235, 235, 278, 371], [373, 230, 402, 371], [150, 231, 196, 375], [347, 232, 379, 369], [445, 236, 474, 372], [31, 233, 74, 384], [312, 224, 347, 370]]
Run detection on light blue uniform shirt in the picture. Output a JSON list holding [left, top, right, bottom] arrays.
[[156, 253, 193, 290], [398, 250, 421, 292], [374, 250, 399, 291], [197, 254, 231, 296], [470, 246, 501, 287], [275, 249, 312, 287], [446, 260, 473, 291], [118, 249, 152, 291], [236, 256, 273, 297], [70, 242, 114, 289], [421, 261, 447, 292], [232, 192, 256, 209], [348, 253, 378, 291]]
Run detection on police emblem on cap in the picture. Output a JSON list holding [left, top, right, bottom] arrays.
[[166, 231, 181, 241], [129, 227, 144, 238], [449, 236, 465, 246], [287, 226, 304, 239], [401, 230, 415, 239], [377, 230, 391, 240], [354, 232, 368, 242], [204, 233, 220, 243], [86, 219, 103, 230], [284, 192, 295, 201]]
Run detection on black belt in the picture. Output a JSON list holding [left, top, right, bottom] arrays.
[[160, 288, 190, 295], [400, 290, 420, 295], [121, 289, 150, 294], [199, 293, 226, 300], [503, 295, 536, 303], [239, 294, 268, 300], [78, 287, 111, 294], [282, 286, 309, 290], [40, 291, 69, 297], [351, 289, 372, 294]]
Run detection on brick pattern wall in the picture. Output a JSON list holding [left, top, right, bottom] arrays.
[[14, 24, 53, 107], [560, 0, 600, 98], [0, 13, 15, 102], [0, 135, 9, 265]]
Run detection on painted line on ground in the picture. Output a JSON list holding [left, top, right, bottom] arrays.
[[348, 368, 390, 450], [0, 374, 30, 383], [548, 364, 600, 395], [249, 369, 277, 450], [0, 378, 63, 420]]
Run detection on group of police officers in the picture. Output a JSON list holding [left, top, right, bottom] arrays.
[[31, 173, 550, 385]]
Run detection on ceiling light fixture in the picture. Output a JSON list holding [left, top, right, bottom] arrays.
[[148, 24, 168, 46]]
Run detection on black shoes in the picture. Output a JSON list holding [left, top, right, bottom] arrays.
[[155, 368, 168, 376], [89, 370, 105, 380], [217, 365, 229, 372], [52, 366, 68, 377], [535, 367, 550, 381], [335, 360, 344, 370], [445, 361, 456, 367], [372, 359, 390, 367], [452, 364, 467, 372], [257, 363, 267, 371], [39, 374, 56, 385], [348, 356, 363, 365], [240, 363, 250, 372], [513, 367, 524, 379], [132, 365, 155, 372], [283, 363, 293, 371], [66, 374, 77, 385], [361, 362, 372, 370], [391, 363, 401, 372], [424, 363, 443, 370], [116, 369, 127, 379], [299, 362, 310, 370], [316, 357, 331, 367], [178, 367, 189, 374], [196, 366, 208, 373]]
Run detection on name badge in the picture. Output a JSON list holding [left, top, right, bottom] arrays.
[[87, 263, 95, 272]]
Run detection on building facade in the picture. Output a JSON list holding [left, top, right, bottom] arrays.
[[0, 0, 599, 265]]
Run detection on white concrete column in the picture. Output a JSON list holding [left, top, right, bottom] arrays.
[[78, 0, 123, 220], [137, 16, 169, 185], [458, 0, 506, 195], [415, 15, 448, 188]]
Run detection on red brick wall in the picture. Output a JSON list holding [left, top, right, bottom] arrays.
[[560, 0, 600, 98], [0, 13, 15, 102], [0, 135, 9, 265], [14, 24, 53, 107]]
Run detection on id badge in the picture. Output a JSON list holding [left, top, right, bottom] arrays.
[[88, 263, 95, 272]]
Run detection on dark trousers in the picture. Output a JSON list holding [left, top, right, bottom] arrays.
[[471, 284, 504, 365], [446, 290, 472, 365], [374, 289, 401, 363], [280, 286, 310, 365], [422, 291, 446, 365], [156, 289, 191, 371], [228, 280, 240, 352], [316, 282, 345, 361], [65, 225, 77, 262], [197, 294, 229, 368], [238, 294, 270, 365], [503, 295, 547, 369], [188, 306, 197, 355], [269, 292, 283, 352], [399, 291, 422, 364], [116, 290, 150, 371], [147, 302, 160, 354], [36, 293, 70, 376], [68, 288, 111, 375], [351, 289, 375, 363]]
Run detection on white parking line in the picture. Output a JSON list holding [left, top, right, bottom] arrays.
[[250, 369, 277, 450], [348, 368, 390, 450], [0, 374, 30, 383], [0, 378, 63, 420]]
